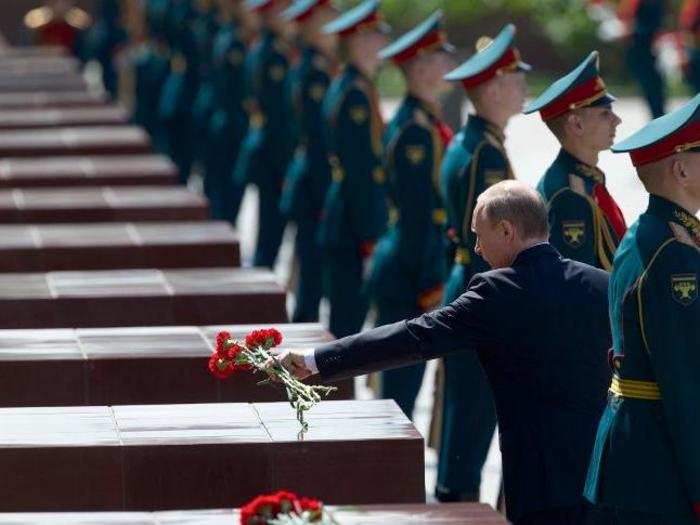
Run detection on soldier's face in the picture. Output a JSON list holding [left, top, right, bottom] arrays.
[[575, 105, 621, 152], [498, 72, 527, 117], [472, 205, 517, 268]]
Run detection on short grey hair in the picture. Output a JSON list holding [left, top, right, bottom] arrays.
[[475, 180, 549, 239]]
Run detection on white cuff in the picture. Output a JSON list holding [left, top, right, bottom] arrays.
[[302, 348, 319, 374]]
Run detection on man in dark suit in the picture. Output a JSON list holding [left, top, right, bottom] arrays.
[[273, 180, 612, 525]]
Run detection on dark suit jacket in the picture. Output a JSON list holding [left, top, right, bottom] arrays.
[[315, 243, 611, 522]]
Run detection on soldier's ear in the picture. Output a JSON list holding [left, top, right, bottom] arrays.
[[670, 156, 688, 185]]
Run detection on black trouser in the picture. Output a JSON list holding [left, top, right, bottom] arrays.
[[585, 505, 697, 525], [515, 503, 591, 525]]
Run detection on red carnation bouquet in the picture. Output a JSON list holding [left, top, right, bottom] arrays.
[[239, 490, 330, 524], [209, 328, 336, 429]]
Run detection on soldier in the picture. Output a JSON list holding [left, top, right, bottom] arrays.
[[279, 0, 338, 322], [365, 11, 455, 419], [317, 0, 390, 338], [234, 0, 294, 268], [203, 0, 252, 223], [83, 0, 127, 99], [524, 51, 626, 270], [191, 0, 222, 183], [584, 95, 700, 524], [436, 24, 529, 502], [618, 0, 666, 118], [133, 0, 172, 152], [23, 0, 91, 55], [158, 0, 200, 183]]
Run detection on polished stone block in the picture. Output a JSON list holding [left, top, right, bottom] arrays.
[[0, 222, 239, 271], [0, 154, 177, 187], [0, 106, 129, 130], [0, 400, 423, 510], [0, 323, 351, 406], [0, 268, 287, 328], [0, 126, 151, 156], [0, 186, 208, 223]]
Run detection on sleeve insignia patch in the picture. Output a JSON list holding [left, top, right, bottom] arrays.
[[350, 105, 369, 124], [269, 64, 286, 82], [406, 145, 426, 165], [372, 166, 386, 184], [562, 220, 586, 248], [484, 169, 506, 187], [309, 83, 326, 102], [227, 49, 243, 66], [671, 274, 697, 306]]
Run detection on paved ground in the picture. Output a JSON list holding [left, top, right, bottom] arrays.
[[229, 97, 696, 508]]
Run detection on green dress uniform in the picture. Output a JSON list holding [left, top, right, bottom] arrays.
[[83, 0, 126, 99], [234, 0, 294, 268], [436, 24, 530, 502], [204, 18, 248, 223], [158, 0, 200, 183], [525, 51, 627, 271], [619, 0, 666, 119], [133, 0, 172, 152], [366, 11, 455, 418], [279, 0, 337, 322], [191, 0, 220, 179], [318, 0, 389, 338], [584, 94, 700, 524]]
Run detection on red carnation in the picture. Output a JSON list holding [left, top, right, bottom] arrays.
[[273, 490, 298, 513], [215, 331, 232, 356], [245, 328, 283, 349], [298, 497, 322, 512], [208, 354, 234, 380]]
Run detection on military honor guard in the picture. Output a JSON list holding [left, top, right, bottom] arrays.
[[364, 11, 456, 418], [279, 0, 338, 323], [83, 0, 127, 99], [158, 0, 201, 183], [525, 51, 626, 270], [133, 0, 172, 152], [234, 0, 294, 268], [435, 23, 529, 502], [317, 0, 390, 338], [585, 95, 700, 524], [204, 0, 251, 223]]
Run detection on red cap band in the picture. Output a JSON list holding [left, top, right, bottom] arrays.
[[391, 30, 447, 65], [293, 0, 330, 22], [460, 47, 519, 90], [338, 11, 380, 37], [629, 121, 700, 167], [539, 76, 608, 120]]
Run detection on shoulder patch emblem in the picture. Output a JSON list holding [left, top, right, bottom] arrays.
[[349, 105, 368, 124], [406, 144, 426, 165], [227, 49, 243, 66], [309, 83, 326, 102], [484, 169, 505, 187], [671, 274, 697, 306], [269, 64, 286, 82], [562, 220, 586, 248]]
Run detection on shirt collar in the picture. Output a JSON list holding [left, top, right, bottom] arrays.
[[648, 194, 700, 242], [512, 242, 559, 266], [557, 148, 606, 184]]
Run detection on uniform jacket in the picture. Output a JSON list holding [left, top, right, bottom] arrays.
[[280, 46, 334, 222], [316, 243, 612, 522], [235, 29, 294, 187], [585, 194, 700, 520], [440, 114, 514, 302], [369, 94, 452, 311], [538, 148, 624, 271], [318, 63, 387, 254]]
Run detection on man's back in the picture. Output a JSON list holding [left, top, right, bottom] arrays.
[[315, 243, 611, 522]]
